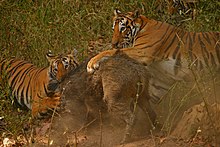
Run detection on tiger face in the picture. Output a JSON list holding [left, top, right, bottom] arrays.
[[112, 9, 141, 49], [46, 50, 79, 83]]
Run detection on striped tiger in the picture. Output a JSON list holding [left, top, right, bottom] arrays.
[[0, 51, 78, 117], [87, 9, 220, 75], [87, 9, 219, 102], [163, 0, 198, 17]]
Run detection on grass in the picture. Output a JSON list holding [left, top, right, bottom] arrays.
[[0, 0, 219, 145]]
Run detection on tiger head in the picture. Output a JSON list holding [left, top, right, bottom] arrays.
[[112, 9, 142, 49], [46, 50, 79, 83]]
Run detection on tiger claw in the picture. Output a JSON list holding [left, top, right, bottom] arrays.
[[87, 62, 100, 73], [87, 56, 110, 73], [87, 66, 94, 73], [87, 56, 101, 73]]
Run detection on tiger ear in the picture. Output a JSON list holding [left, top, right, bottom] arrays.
[[114, 9, 121, 16], [72, 48, 78, 57], [46, 50, 56, 62], [67, 48, 78, 57], [133, 10, 140, 19]]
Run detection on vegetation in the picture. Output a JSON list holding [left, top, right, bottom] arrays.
[[0, 0, 219, 145]]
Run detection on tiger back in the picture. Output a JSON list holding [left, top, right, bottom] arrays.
[[0, 51, 78, 117]]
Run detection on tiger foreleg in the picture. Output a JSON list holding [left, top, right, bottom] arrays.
[[87, 47, 152, 73]]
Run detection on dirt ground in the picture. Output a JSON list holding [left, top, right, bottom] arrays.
[[34, 101, 220, 147], [28, 55, 220, 147]]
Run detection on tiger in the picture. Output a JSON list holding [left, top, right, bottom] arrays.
[[0, 50, 79, 117], [87, 9, 220, 76], [163, 0, 198, 17]]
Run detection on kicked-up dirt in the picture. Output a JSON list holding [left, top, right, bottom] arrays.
[[31, 55, 220, 147]]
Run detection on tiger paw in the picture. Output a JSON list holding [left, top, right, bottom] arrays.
[[87, 57, 100, 73], [46, 96, 61, 110], [32, 96, 62, 118], [87, 56, 109, 73]]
